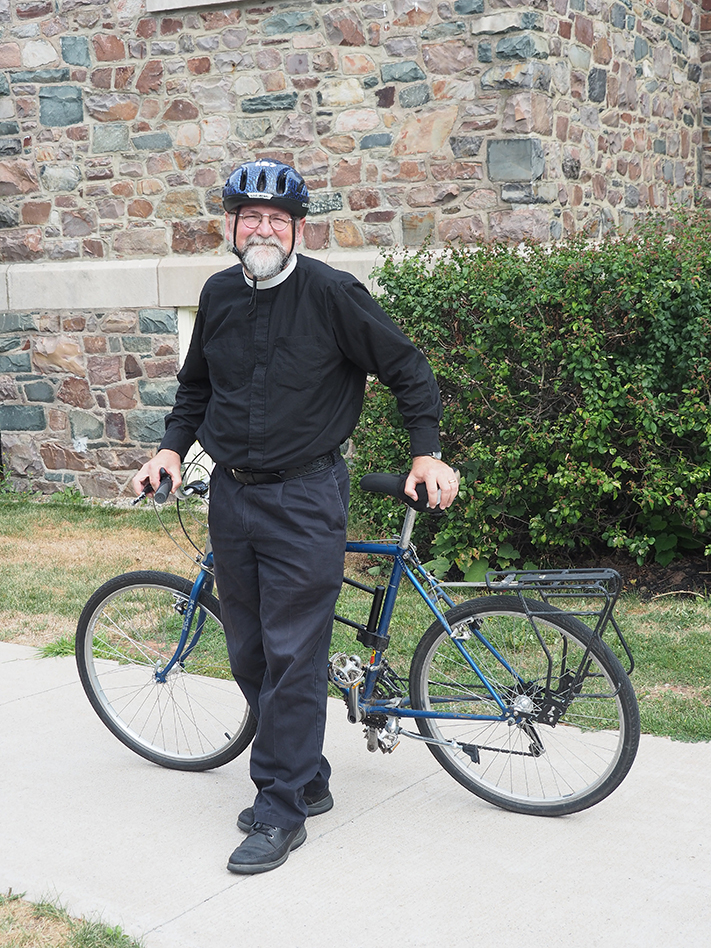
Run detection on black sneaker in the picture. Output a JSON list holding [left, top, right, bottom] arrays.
[[227, 822, 307, 875], [236, 788, 333, 833]]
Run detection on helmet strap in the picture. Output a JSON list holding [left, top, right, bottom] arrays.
[[230, 213, 240, 258], [287, 216, 296, 259]]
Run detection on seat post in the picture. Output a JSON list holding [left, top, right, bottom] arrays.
[[397, 507, 417, 551]]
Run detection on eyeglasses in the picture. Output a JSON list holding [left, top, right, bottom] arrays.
[[239, 211, 293, 232]]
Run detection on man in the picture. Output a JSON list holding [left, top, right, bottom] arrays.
[[133, 159, 459, 874]]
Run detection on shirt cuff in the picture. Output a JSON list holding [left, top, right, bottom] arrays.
[[408, 428, 441, 458], [158, 430, 191, 461]]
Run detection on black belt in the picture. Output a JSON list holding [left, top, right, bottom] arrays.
[[227, 451, 339, 485]]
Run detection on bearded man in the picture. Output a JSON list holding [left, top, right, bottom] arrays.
[[132, 159, 458, 873]]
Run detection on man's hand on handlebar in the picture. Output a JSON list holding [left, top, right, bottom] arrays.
[[405, 456, 460, 511], [132, 449, 182, 502]]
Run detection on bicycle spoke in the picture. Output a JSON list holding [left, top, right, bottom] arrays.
[[76, 572, 256, 770], [410, 597, 639, 815]]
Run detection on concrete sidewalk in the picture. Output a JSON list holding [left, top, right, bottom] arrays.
[[1, 640, 709, 948]]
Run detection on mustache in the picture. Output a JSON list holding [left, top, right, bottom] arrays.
[[243, 235, 284, 250]]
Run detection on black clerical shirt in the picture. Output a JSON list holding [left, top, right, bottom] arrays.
[[159, 254, 442, 471]]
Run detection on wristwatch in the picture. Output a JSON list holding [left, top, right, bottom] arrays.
[[419, 451, 442, 460]]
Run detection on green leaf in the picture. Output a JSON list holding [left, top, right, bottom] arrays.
[[497, 542, 519, 560], [464, 558, 490, 583], [422, 556, 451, 579], [654, 534, 677, 552], [655, 548, 677, 567]]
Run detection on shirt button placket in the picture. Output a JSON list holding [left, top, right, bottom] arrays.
[[247, 293, 271, 469]]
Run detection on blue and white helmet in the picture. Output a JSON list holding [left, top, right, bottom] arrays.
[[222, 160, 309, 218]]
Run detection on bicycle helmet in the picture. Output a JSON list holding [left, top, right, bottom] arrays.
[[222, 160, 309, 218]]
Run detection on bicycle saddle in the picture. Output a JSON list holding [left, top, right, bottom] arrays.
[[359, 472, 446, 515]]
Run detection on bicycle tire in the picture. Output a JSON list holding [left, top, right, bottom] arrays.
[[76, 571, 256, 771], [409, 596, 640, 816]]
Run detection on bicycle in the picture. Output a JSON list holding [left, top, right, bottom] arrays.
[[75, 462, 640, 817]]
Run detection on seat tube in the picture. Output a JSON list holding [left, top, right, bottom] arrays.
[[377, 554, 405, 636], [360, 553, 405, 701], [371, 506, 415, 647]]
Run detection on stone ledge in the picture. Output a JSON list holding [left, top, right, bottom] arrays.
[[0, 265, 8, 311], [6, 259, 160, 311], [1, 250, 389, 311], [146, 0, 216, 12], [156, 256, 233, 309]]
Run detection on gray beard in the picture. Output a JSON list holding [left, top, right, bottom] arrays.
[[241, 237, 288, 281]]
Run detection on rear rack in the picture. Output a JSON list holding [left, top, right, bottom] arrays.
[[485, 568, 634, 675]]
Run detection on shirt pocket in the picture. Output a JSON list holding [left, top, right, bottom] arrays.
[[272, 335, 324, 392], [203, 329, 245, 392]]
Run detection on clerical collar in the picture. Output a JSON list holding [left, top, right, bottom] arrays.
[[242, 253, 297, 290]]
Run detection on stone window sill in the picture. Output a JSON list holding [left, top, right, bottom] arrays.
[[0, 250, 383, 312], [146, 0, 220, 12]]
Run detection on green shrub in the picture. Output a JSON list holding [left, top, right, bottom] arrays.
[[350, 208, 711, 576]]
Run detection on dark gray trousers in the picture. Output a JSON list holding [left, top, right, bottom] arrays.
[[209, 460, 349, 830]]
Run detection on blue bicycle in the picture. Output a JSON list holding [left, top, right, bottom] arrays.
[[76, 466, 640, 816]]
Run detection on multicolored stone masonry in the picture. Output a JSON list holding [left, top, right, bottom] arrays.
[[0, 0, 708, 261], [0, 306, 177, 495], [1, 0, 711, 494]]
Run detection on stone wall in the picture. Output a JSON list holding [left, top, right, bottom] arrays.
[[0, 306, 178, 495], [1, 0, 711, 497], [703, 0, 711, 187], [0, 0, 708, 262]]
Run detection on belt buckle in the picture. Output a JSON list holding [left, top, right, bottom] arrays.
[[230, 468, 253, 484], [230, 468, 283, 485]]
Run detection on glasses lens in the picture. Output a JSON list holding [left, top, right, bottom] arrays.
[[240, 212, 291, 232]]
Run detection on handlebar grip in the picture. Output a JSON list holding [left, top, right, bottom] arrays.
[[154, 468, 173, 505]]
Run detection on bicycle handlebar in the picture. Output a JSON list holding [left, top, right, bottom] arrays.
[[137, 467, 444, 512], [153, 469, 173, 505], [133, 467, 173, 506]]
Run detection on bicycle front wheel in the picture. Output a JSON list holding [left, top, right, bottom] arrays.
[[76, 571, 256, 771], [409, 597, 639, 816]]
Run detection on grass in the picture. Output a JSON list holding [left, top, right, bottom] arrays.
[[0, 496, 199, 647], [613, 596, 711, 741], [1, 494, 709, 741], [0, 891, 143, 948]]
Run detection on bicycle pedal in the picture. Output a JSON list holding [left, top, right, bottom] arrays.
[[377, 717, 401, 753], [328, 652, 364, 688], [378, 735, 400, 754]]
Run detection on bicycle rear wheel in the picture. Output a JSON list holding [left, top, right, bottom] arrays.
[[76, 571, 256, 771], [409, 596, 639, 815]]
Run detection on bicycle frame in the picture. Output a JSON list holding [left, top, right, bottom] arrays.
[[160, 503, 510, 725], [157, 500, 630, 732], [336, 506, 514, 723]]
